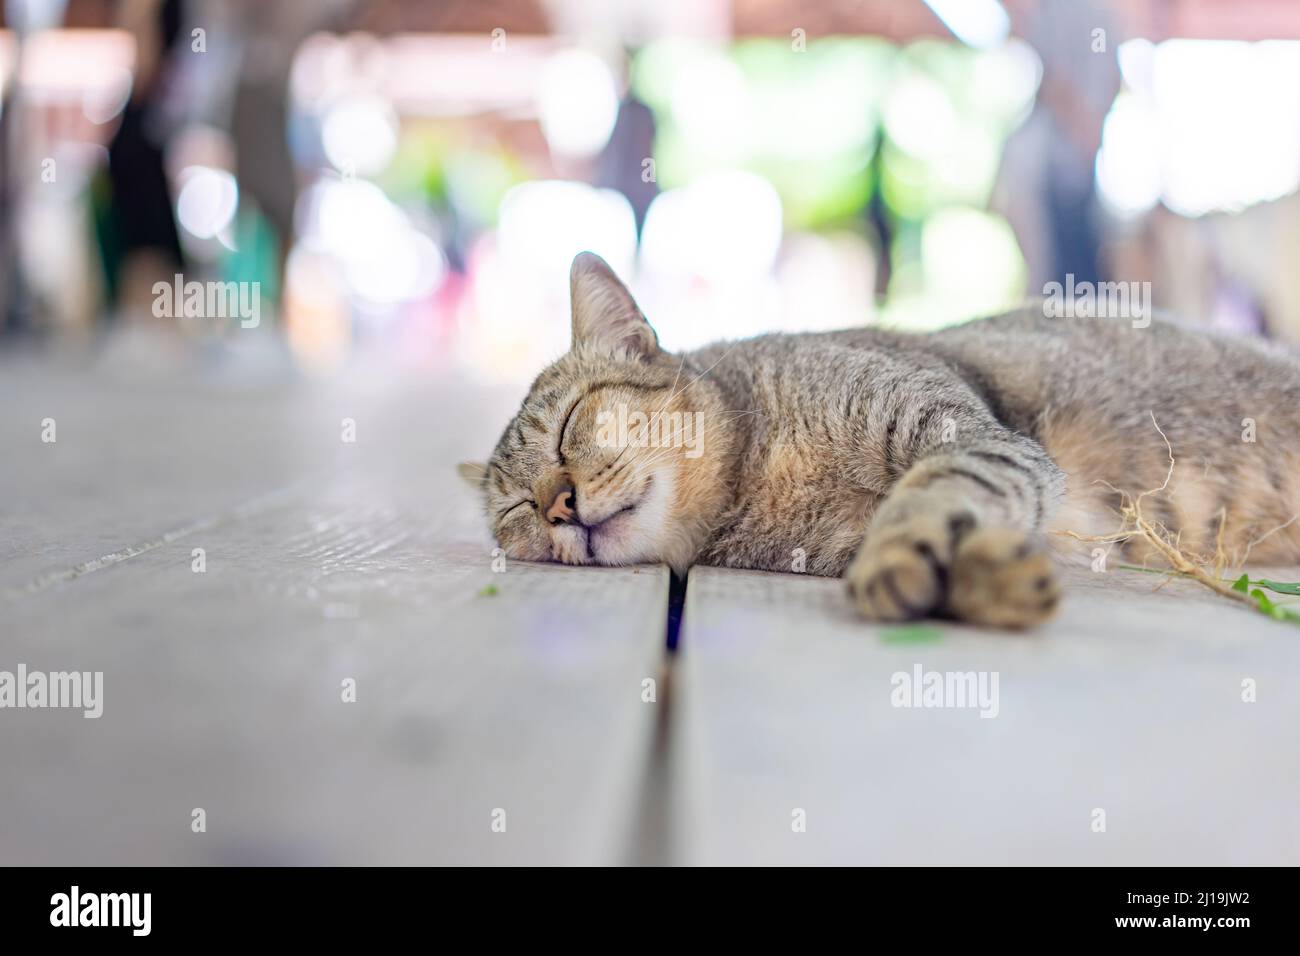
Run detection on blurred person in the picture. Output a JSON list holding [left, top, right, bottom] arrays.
[[998, 0, 1121, 290], [225, 0, 356, 286], [596, 53, 658, 239], [0, 7, 22, 334], [105, 0, 187, 319], [865, 128, 892, 296], [1, 0, 72, 335]]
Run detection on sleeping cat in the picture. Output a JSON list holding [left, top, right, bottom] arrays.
[[460, 252, 1300, 628]]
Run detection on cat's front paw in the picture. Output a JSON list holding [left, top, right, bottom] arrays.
[[845, 516, 1060, 629]]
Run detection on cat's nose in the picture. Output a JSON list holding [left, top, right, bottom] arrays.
[[545, 484, 577, 525]]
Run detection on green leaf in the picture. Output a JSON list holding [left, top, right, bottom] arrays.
[[477, 584, 499, 597], [1106, 566, 1300, 627], [880, 625, 944, 644], [1248, 588, 1300, 626], [1256, 579, 1300, 596], [1249, 588, 1279, 616]]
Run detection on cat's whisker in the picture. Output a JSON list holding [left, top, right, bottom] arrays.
[[621, 449, 679, 480], [646, 353, 690, 422], [650, 339, 743, 418], [620, 446, 689, 484]]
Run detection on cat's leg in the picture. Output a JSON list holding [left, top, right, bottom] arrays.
[[847, 420, 1066, 628]]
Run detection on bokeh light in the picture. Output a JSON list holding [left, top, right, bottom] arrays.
[[538, 49, 619, 158], [497, 180, 638, 281], [322, 94, 400, 177], [176, 167, 240, 240], [1103, 38, 1300, 218]]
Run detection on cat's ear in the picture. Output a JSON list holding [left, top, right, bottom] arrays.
[[570, 252, 659, 359], [457, 461, 490, 491]]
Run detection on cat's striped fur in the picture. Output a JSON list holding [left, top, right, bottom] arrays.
[[463, 253, 1300, 628]]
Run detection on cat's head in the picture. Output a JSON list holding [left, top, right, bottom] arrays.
[[460, 252, 734, 573]]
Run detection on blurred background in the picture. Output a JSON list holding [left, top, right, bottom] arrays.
[[2, 0, 1300, 387]]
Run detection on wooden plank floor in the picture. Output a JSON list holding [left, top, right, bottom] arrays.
[[671, 564, 1300, 865], [4, 356, 1298, 865], [0, 361, 667, 864]]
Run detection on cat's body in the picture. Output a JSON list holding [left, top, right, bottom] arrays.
[[694, 313, 1300, 575], [466, 254, 1300, 628]]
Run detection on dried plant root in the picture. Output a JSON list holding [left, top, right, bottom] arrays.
[[1052, 412, 1274, 614]]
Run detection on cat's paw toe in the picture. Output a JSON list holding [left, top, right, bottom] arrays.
[[845, 518, 954, 622], [947, 529, 1059, 628]]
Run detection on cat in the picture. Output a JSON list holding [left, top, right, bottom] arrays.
[[460, 252, 1300, 628]]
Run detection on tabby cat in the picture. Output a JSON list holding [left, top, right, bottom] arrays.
[[460, 253, 1300, 628]]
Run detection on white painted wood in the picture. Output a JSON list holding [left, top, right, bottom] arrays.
[[0, 364, 668, 864], [9, 358, 1298, 865], [672, 563, 1300, 865]]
